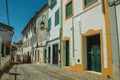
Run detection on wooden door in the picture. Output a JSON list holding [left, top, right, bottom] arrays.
[[87, 34, 101, 72]]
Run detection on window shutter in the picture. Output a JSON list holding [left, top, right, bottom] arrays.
[[66, 1, 72, 18], [48, 18, 51, 31], [55, 9, 59, 26], [84, 0, 95, 6]]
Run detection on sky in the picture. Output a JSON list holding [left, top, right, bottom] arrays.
[[0, 0, 48, 43]]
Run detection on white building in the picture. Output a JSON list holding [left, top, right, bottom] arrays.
[[13, 40, 23, 62], [62, 0, 113, 79], [34, 4, 48, 64], [22, 18, 35, 63], [47, 0, 62, 68], [0, 23, 14, 71]]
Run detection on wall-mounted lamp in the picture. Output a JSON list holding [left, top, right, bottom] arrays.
[[40, 21, 45, 30], [40, 15, 45, 30]]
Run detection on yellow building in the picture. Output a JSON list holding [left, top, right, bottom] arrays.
[[62, 0, 113, 79]]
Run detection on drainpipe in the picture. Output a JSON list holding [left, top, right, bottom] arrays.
[[32, 26, 34, 63], [59, 0, 63, 68], [46, 7, 49, 64], [72, 18, 75, 58]]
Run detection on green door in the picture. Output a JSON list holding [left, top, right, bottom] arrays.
[[87, 34, 101, 72], [48, 47, 51, 63], [44, 49, 46, 63], [53, 44, 58, 65], [65, 40, 69, 66], [91, 45, 101, 72]]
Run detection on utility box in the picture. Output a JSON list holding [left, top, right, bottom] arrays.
[[71, 57, 76, 66]]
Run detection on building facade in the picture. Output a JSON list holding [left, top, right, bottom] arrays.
[[47, 0, 62, 68], [0, 23, 14, 71], [62, 0, 113, 79], [13, 40, 23, 62], [22, 18, 35, 63], [35, 4, 48, 64]]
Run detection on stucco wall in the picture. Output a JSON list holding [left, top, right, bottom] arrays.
[[36, 9, 48, 46], [48, 0, 61, 41], [62, 0, 108, 68], [47, 40, 60, 65]]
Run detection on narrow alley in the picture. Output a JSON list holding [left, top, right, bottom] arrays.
[[0, 0, 120, 80], [0, 63, 108, 80]]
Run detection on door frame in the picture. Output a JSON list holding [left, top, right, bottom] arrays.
[[52, 43, 59, 65], [81, 29, 103, 73], [86, 34, 101, 72], [44, 48, 47, 63], [62, 36, 70, 67], [48, 46, 51, 64]]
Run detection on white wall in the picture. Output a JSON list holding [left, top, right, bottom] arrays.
[[48, 0, 61, 41], [63, 0, 108, 68], [36, 9, 48, 46], [23, 26, 33, 55]]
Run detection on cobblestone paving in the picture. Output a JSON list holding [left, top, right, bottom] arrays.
[[0, 63, 110, 80]]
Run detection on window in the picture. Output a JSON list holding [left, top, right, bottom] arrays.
[[55, 9, 59, 26], [2, 43, 4, 57], [84, 0, 97, 6], [66, 1, 72, 18], [48, 18, 51, 31]]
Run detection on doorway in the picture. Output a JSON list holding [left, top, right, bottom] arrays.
[[38, 50, 40, 62], [48, 47, 51, 63], [64, 40, 69, 66], [86, 34, 101, 72], [53, 44, 58, 65], [44, 49, 46, 63]]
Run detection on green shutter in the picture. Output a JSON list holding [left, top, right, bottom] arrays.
[[55, 9, 59, 26], [84, 0, 95, 6], [91, 45, 101, 72], [65, 40, 69, 66], [48, 18, 51, 31], [66, 1, 72, 18]]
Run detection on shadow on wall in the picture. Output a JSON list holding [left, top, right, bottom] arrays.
[[0, 63, 21, 80]]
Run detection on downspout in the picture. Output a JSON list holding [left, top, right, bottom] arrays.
[[46, 6, 49, 64], [72, 18, 75, 58], [59, 0, 63, 68], [31, 25, 34, 63]]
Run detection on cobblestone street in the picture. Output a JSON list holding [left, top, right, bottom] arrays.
[[0, 63, 109, 80]]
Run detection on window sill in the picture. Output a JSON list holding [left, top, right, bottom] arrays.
[[65, 15, 73, 21], [83, 0, 98, 10]]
